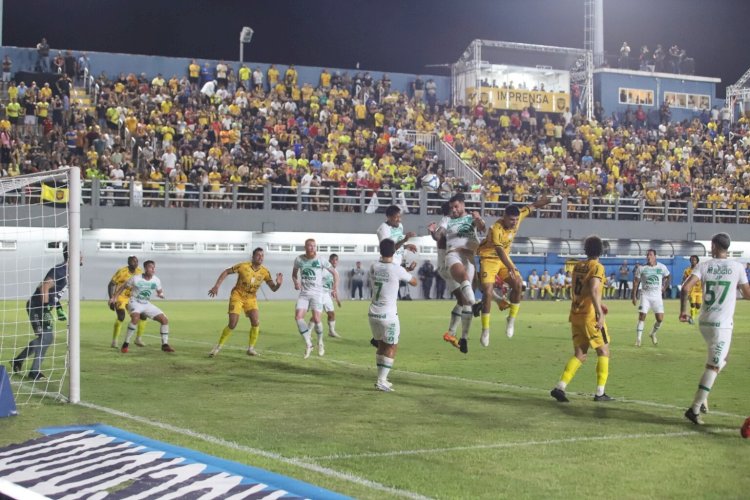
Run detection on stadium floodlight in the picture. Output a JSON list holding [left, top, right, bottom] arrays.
[[239, 27, 254, 63]]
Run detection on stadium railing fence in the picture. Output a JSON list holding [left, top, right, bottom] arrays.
[[2, 179, 747, 224]]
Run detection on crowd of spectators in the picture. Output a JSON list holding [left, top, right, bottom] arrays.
[[617, 42, 695, 75], [0, 47, 749, 222]]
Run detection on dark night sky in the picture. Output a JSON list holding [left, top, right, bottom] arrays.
[[4, 0, 749, 95]]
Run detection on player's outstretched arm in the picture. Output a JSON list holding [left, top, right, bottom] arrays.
[[109, 282, 129, 306], [471, 211, 486, 232], [208, 268, 233, 297], [530, 195, 550, 209], [267, 273, 283, 292], [740, 282, 750, 299]]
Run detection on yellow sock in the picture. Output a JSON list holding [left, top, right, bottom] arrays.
[[596, 356, 609, 387], [218, 326, 233, 346], [136, 320, 146, 338], [560, 356, 583, 385], [112, 320, 122, 342], [248, 325, 260, 347], [509, 303, 520, 319], [481, 313, 490, 329], [691, 307, 698, 320]]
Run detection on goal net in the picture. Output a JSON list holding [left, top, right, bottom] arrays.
[[1, 167, 81, 405]]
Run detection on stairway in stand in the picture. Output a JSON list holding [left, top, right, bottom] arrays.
[[71, 86, 94, 114]]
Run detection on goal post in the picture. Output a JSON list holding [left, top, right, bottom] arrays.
[[0, 166, 81, 404]]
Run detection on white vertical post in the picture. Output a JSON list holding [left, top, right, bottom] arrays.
[[68, 166, 81, 404], [239, 41, 243, 63]]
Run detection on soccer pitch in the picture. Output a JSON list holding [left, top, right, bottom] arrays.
[[2, 299, 749, 498]]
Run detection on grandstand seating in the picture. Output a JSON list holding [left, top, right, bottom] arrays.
[[1, 48, 749, 227]]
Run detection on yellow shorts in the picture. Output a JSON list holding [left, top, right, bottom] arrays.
[[479, 258, 517, 286], [115, 295, 130, 312], [229, 289, 258, 315], [570, 315, 609, 349], [689, 291, 702, 304]]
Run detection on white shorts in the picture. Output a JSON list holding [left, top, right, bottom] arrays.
[[638, 294, 664, 314], [368, 312, 400, 345], [438, 263, 460, 292], [296, 293, 323, 312], [321, 292, 335, 313], [699, 326, 732, 370], [128, 300, 164, 319], [444, 251, 475, 283]]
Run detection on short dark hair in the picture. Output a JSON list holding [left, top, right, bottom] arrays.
[[385, 205, 401, 217], [504, 204, 521, 217], [379, 238, 396, 257], [449, 193, 465, 204], [584, 235, 603, 258], [711, 232, 731, 251], [647, 248, 656, 256], [690, 255, 699, 263], [252, 247, 264, 256], [440, 201, 451, 216], [143, 260, 155, 268], [329, 253, 338, 261]]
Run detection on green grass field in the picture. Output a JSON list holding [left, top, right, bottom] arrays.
[[2, 298, 749, 499]]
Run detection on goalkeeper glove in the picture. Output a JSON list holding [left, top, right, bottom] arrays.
[[56, 305, 67, 321]]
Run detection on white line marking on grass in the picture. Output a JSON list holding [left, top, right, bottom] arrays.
[[308, 429, 737, 461], [77, 401, 432, 500], [150, 334, 745, 419]]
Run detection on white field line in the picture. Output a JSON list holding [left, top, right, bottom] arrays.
[[77, 401, 432, 500], [140, 334, 746, 419], [307, 429, 736, 461]]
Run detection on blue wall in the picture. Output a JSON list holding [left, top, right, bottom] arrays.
[[0, 46, 452, 102], [595, 70, 722, 124]]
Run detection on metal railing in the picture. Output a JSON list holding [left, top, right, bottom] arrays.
[[437, 141, 482, 183], [402, 130, 438, 152], [5, 180, 750, 224]]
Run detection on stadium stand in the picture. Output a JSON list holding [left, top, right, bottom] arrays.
[[1, 45, 749, 226]]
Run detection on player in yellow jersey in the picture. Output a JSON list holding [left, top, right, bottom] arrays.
[[108, 256, 144, 348], [476, 196, 549, 345], [207, 247, 283, 357], [681, 255, 702, 325], [550, 235, 613, 403]]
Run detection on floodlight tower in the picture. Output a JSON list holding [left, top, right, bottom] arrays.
[[239, 27, 254, 63], [584, 0, 604, 66]]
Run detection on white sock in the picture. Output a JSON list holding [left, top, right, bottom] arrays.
[[307, 321, 314, 332], [556, 381, 567, 390], [124, 323, 137, 343], [297, 318, 310, 336], [596, 385, 605, 396], [650, 321, 662, 335], [329, 320, 336, 333], [459, 280, 475, 305], [377, 356, 394, 382], [448, 304, 462, 334], [691, 369, 718, 413], [160, 324, 169, 345], [461, 306, 473, 339], [636, 320, 644, 342]]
